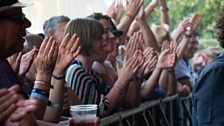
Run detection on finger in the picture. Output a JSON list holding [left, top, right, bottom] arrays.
[[0, 94, 18, 112], [44, 36, 54, 55], [73, 46, 81, 58], [60, 33, 70, 48], [8, 85, 21, 94], [39, 36, 49, 54], [16, 99, 38, 107], [0, 103, 16, 122], [67, 34, 78, 50], [48, 40, 58, 57], [71, 37, 80, 53]]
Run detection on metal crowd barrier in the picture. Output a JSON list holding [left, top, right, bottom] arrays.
[[100, 94, 192, 126]]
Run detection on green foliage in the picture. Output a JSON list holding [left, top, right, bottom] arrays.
[[144, 0, 224, 39]]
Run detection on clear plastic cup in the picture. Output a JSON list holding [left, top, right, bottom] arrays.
[[70, 104, 97, 126]]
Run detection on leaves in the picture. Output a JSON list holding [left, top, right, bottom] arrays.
[[143, 0, 224, 39]]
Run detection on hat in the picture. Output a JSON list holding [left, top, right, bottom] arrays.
[[0, 0, 28, 13], [109, 19, 123, 37], [151, 23, 169, 46]]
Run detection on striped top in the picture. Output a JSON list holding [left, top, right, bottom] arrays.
[[65, 60, 110, 116]]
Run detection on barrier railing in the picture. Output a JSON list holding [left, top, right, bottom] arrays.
[[100, 94, 192, 126]]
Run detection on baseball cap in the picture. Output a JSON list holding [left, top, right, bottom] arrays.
[[109, 19, 123, 37], [0, 0, 29, 13]]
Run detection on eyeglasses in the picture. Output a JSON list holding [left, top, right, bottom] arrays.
[[0, 13, 26, 21]]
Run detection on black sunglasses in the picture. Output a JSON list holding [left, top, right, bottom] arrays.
[[0, 13, 26, 21]]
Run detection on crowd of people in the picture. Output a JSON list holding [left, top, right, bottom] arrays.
[[0, 0, 224, 125]]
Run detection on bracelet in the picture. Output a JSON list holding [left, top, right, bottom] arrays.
[[160, 6, 169, 11], [32, 88, 49, 98], [35, 80, 53, 88], [31, 92, 48, 104], [31, 92, 60, 109], [52, 74, 65, 80]]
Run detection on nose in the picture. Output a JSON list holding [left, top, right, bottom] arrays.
[[23, 17, 31, 28]]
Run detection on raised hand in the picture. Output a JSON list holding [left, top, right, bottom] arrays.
[[35, 36, 58, 80], [114, 0, 124, 24], [125, 32, 143, 59], [126, 0, 143, 18], [106, 0, 116, 18], [191, 13, 200, 31], [19, 47, 38, 78], [54, 33, 80, 75], [116, 51, 140, 83], [157, 49, 176, 69], [135, 4, 145, 21], [174, 18, 191, 40], [139, 47, 157, 76]]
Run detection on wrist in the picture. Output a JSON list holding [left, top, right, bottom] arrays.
[[126, 13, 134, 20], [36, 73, 51, 83]]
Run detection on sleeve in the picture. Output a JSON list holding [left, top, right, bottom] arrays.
[[174, 58, 191, 80]]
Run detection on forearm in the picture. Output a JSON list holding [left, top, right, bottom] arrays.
[[166, 70, 177, 95], [123, 79, 141, 108], [159, 69, 177, 95], [160, 0, 169, 24], [145, 3, 156, 18], [106, 78, 130, 113], [117, 15, 134, 38], [177, 36, 190, 60], [31, 73, 51, 120], [138, 19, 160, 51], [141, 67, 162, 98], [44, 75, 65, 123]]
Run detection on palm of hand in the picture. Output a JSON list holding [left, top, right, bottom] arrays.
[[157, 50, 176, 69]]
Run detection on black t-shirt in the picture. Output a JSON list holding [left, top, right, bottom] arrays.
[[0, 58, 20, 89]]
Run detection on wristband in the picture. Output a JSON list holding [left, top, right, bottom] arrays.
[[35, 80, 53, 88], [31, 92, 48, 104], [160, 6, 169, 11], [32, 88, 49, 98], [31, 92, 60, 109], [52, 74, 65, 80]]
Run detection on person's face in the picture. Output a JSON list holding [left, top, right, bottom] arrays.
[[0, 8, 31, 58], [184, 36, 199, 60], [98, 19, 115, 54], [92, 35, 105, 57], [51, 21, 68, 43]]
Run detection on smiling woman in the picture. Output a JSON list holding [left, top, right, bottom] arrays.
[[20, 0, 109, 33]]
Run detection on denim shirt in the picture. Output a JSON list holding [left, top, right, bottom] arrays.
[[192, 53, 224, 126]]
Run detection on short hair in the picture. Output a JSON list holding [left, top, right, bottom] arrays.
[[43, 15, 70, 36], [87, 12, 123, 37], [87, 12, 111, 21], [23, 34, 44, 53], [216, 8, 224, 48], [64, 18, 104, 56]]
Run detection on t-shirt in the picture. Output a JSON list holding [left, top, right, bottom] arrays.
[[175, 58, 197, 86], [65, 60, 110, 116], [0, 58, 20, 89]]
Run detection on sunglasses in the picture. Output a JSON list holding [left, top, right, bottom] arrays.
[[0, 13, 26, 21]]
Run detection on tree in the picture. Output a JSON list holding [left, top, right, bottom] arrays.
[[144, 0, 224, 39]]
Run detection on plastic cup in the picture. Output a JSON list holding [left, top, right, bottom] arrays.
[[70, 104, 97, 126]]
